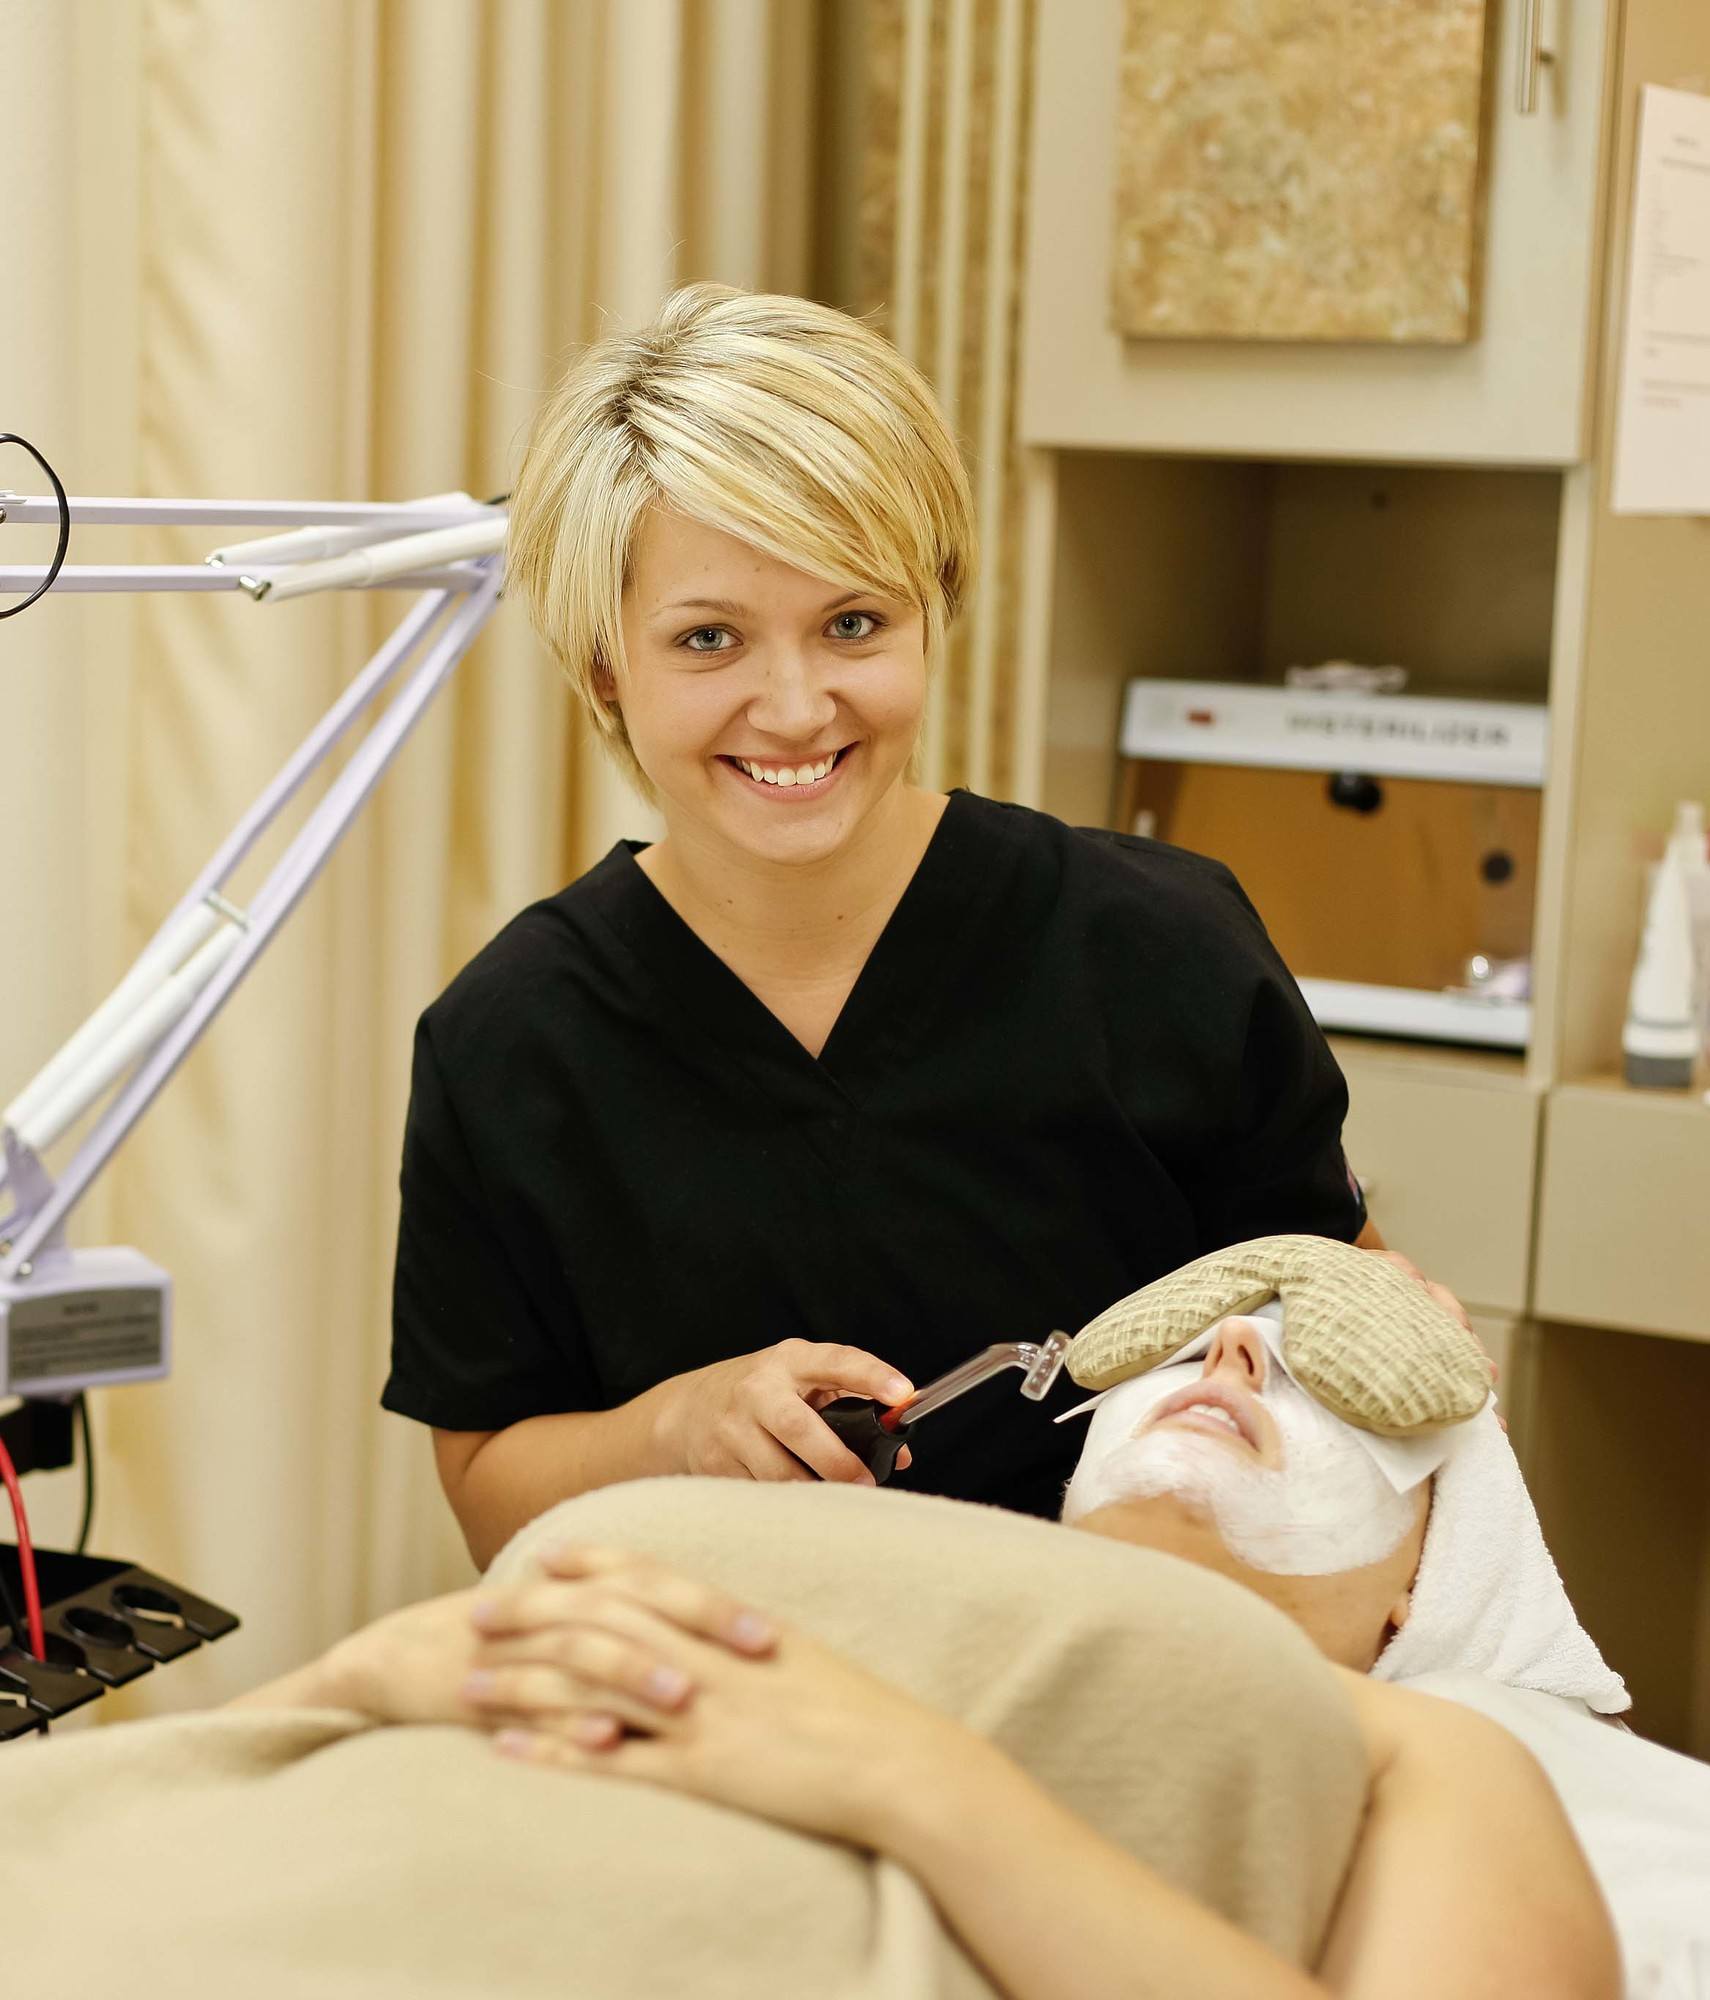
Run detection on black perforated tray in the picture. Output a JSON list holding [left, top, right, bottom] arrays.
[[1, 1546, 239, 1739]]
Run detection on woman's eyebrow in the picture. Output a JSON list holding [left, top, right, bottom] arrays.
[[658, 590, 868, 618]]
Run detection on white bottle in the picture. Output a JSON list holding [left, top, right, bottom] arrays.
[[1623, 833, 1700, 1089], [1668, 800, 1710, 1061]]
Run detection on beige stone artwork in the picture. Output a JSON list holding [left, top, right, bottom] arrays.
[[1112, 0, 1489, 343]]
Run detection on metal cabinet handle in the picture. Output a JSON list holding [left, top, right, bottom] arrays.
[[1517, 0, 1556, 116]]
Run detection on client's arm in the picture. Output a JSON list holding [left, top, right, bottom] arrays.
[[464, 1549, 1619, 2000]]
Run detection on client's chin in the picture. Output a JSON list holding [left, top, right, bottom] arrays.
[[1067, 1483, 1433, 1677]]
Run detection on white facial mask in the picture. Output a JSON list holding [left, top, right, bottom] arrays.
[[1059, 1319, 1419, 1577]]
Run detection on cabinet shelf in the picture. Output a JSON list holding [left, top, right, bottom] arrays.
[[1534, 1080, 1710, 1343]]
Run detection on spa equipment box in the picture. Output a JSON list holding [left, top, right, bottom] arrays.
[[1116, 680, 1548, 1049]]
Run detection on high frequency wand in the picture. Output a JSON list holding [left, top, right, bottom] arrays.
[[814, 1333, 1072, 1483]]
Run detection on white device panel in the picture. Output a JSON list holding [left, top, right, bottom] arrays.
[[0, 1245, 172, 1397], [1119, 680, 1549, 788]]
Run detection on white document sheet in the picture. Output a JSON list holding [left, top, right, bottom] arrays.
[[1611, 86, 1710, 517]]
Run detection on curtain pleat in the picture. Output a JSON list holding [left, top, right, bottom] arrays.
[[858, 0, 1038, 801]]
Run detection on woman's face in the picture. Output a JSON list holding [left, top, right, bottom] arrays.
[[613, 506, 928, 869], [1064, 1316, 1432, 1671]]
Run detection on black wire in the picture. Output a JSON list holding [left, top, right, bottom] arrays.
[[0, 1552, 23, 1652], [74, 1394, 95, 1556], [0, 433, 71, 618]]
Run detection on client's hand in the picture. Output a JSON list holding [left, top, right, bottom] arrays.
[[314, 1550, 778, 1733], [462, 1543, 965, 1848], [313, 1590, 485, 1725]]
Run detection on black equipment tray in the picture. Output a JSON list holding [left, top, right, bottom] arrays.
[[0, 1546, 239, 1740]]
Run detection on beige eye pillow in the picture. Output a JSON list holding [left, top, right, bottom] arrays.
[[1067, 1233, 1491, 1437]]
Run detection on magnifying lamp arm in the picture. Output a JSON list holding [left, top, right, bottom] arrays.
[[0, 563, 502, 1280]]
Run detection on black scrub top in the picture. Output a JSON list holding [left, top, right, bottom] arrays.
[[383, 790, 1365, 1520]]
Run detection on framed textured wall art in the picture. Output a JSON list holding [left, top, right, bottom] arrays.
[[1112, 0, 1491, 343]]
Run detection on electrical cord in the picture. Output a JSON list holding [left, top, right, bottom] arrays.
[[0, 1433, 45, 1659], [74, 1394, 95, 1555], [0, 1548, 23, 1652], [0, 432, 70, 617]]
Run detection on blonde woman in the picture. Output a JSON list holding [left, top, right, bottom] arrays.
[[385, 285, 1458, 1567]]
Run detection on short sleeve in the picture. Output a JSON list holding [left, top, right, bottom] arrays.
[[1190, 874, 1368, 1251], [382, 1014, 599, 1432]]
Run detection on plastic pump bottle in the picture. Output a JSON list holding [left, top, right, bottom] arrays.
[[1669, 800, 1710, 1062], [1622, 814, 1702, 1089]]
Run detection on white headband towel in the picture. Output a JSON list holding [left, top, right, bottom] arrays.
[[1372, 1407, 1629, 1715]]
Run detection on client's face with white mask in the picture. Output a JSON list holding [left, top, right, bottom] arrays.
[[1061, 1314, 1432, 1671]]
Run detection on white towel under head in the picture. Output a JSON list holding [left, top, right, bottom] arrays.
[[1372, 1406, 1630, 1714]]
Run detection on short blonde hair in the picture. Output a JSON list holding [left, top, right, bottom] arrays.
[[506, 283, 978, 793]]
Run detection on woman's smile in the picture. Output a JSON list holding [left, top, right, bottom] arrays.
[[718, 743, 858, 799]]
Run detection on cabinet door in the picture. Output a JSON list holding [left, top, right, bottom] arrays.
[[1020, 0, 1612, 466], [1333, 1040, 1542, 1314]]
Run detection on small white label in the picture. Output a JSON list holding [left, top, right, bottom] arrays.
[[6, 1288, 165, 1390]]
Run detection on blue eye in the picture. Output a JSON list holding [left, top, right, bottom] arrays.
[[831, 611, 883, 641], [676, 611, 886, 655]]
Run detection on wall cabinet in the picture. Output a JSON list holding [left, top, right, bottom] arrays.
[[1021, 0, 1613, 467]]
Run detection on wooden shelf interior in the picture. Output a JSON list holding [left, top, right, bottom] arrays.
[[1041, 453, 1562, 831]]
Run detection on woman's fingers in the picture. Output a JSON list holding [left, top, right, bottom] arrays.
[[469, 1598, 713, 1723], [461, 1659, 685, 1735], [1424, 1278, 1475, 1333], [761, 1396, 877, 1485], [495, 1721, 677, 1775], [780, 1339, 913, 1409], [1368, 1248, 1476, 1334], [476, 1560, 778, 1658]]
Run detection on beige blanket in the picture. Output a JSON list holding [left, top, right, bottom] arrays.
[[0, 1480, 1367, 1997]]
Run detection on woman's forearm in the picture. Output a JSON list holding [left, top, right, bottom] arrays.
[[223, 1651, 360, 1714], [871, 1735, 1323, 2000], [446, 1381, 689, 1569]]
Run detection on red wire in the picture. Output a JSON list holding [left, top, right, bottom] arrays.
[[0, 1434, 46, 1660]]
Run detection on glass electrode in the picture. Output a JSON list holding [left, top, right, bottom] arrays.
[[880, 1331, 1072, 1432]]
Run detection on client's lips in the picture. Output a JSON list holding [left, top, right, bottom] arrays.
[[1146, 1379, 1261, 1450]]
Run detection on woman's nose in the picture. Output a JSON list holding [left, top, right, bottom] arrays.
[[747, 657, 837, 739], [1202, 1316, 1269, 1390]]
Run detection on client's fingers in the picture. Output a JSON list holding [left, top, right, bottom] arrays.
[[477, 1557, 777, 1657], [495, 1719, 677, 1771], [461, 1663, 678, 1737], [496, 1713, 633, 1761], [471, 1620, 697, 1713]]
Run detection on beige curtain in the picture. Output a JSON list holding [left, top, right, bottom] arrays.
[[853, 0, 1039, 801], [2, 0, 818, 1713]]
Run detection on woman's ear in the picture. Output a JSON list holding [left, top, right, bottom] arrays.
[[591, 655, 619, 706]]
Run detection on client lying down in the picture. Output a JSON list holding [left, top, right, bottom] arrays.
[[4, 1239, 1705, 1999]]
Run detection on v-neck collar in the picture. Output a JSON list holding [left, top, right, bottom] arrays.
[[583, 790, 1019, 1107]]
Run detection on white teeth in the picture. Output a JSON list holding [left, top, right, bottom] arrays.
[[1180, 1403, 1240, 1433], [733, 753, 838, 787]]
